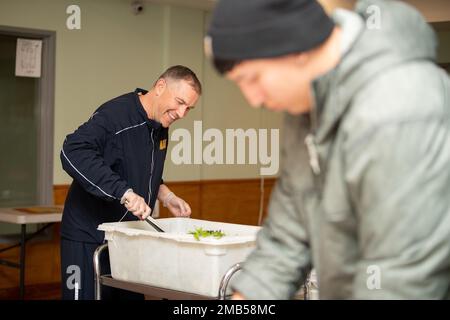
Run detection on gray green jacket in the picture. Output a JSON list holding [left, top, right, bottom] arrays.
[[231, 0, 450, 299]]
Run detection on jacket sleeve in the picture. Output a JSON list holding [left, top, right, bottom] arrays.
[[60, 111, 130, 202], [230, 115, 313, 299], [346, 118, 450, 299]]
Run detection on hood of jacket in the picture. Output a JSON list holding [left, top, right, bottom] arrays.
[[312, 0, 438, 143]]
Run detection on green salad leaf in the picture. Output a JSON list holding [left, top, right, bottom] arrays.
[[188, 227, 225, 241]]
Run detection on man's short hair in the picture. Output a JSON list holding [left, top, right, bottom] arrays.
[[156, 65, 202, 95]]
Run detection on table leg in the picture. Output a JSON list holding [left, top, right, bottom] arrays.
[[19, 224, 26, 299]]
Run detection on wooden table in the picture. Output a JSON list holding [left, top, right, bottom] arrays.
[[0, 206, 63, 299]]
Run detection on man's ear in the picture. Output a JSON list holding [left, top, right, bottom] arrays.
[[155, 78, 167, 96]]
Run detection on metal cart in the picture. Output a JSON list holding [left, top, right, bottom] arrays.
[[93, 243, 242, 300]]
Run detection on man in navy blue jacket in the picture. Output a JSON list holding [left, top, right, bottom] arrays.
[[60, 65, 201, 300]]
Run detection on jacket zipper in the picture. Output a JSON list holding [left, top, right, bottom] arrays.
[[305, 86, 325, 196], [306, 88, 322, 177], [147, 128, 155, 207], [305, 134, 321, 175]]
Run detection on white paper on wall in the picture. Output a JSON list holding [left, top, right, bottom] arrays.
[[15, 38, 42, 78]]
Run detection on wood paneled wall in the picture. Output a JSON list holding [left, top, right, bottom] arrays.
[[0, 178, 277, 291], [55, 178, 277, 224], [54, 184, 70, 206], [158, 179, 276, 225]]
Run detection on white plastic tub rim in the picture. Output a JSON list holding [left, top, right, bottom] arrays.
[[98, 217, 261, 246]]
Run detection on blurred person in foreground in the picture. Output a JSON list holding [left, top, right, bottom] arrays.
[[207, 0, 450, 299]]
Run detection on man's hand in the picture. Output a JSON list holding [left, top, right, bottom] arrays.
[[121, 190, 151, 220], [163, 192, 191, 217]]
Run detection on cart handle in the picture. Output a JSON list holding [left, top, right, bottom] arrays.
[[93, 243, 108, 300], [218, 263, 242, 300]]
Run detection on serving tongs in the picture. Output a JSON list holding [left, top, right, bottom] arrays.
[[145, 215, 165, 233]]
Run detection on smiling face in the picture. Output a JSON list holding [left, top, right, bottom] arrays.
[[153, 78, 199, 128], [226, 54, 314, 115]]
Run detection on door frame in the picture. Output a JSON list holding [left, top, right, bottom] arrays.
[[0, 25, 56, 205]]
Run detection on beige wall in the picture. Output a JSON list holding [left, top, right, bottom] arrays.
[[1, 0, 165, 184], [1, 0, 447, 184], [149, 0, 450, 20], [402, 0, 450, 23], [436, 30, 450, 63], [0, 0, 283, 184], [319, 0, 450, 22]]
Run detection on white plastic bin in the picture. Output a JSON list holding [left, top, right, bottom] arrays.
[[98, 218, 260, 297]]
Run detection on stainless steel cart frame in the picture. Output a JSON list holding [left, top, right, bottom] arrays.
[[93, 243, 241, 300]]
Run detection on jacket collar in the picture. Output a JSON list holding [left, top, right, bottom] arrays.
[[310, 9, 365, 144], [134, 88, 164, 131]]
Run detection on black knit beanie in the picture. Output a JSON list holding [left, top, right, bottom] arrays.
[[206, 0, 335, 60]]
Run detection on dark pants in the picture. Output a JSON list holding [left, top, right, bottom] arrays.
[[60, 237, 144, 300]]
